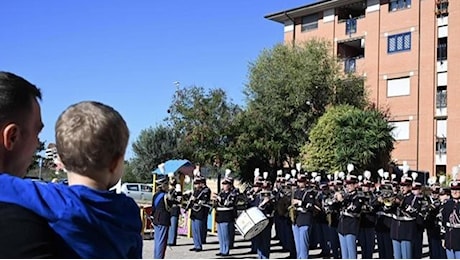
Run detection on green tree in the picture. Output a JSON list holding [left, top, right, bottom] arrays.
[[122, 160, 140, 183], [27, 140, 46, 172], [234, 40, 367, 181], [166, 86, 241, 171], [301, 105, 395, 178], [131, 125, 179, 182]]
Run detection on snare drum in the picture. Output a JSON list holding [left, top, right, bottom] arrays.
[[235, 207, 268, 240]]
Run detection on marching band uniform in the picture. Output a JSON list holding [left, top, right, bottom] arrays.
[[327, 181, 342, 259], [426, 185, 445, 259], [151, 176, 175, 259], [275, 177, 297, 259], [291, 174, 318, 259], [247, 177, 262, 254], [375, 183, 394, 259], [390, 177, 421, 259], [315, 182, 332, 258], [411, 182, 424, 259], [167, 179, 180, 246], [188, 177, 211, 252], [357, 181, 377, 259], [337, 175, 362, 259], [214, 177, 237, 257], [253, 181, 275, 259], [441, 181, 460, 259]]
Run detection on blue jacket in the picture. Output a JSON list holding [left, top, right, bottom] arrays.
[[0, 173, 142, 258]]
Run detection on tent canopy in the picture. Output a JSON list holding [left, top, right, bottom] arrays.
[[152, 159, 194, 176]]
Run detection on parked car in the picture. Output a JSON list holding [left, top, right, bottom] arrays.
[[121, 183, 153, 201]]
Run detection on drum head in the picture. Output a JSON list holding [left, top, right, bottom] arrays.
[[242, 218, 269, 240]]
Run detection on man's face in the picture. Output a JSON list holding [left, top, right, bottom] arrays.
[[5, 99, 43, 177], [452, 190, 460, 199]]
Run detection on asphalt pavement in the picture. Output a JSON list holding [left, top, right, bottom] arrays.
[[141, 227, 431, 259]]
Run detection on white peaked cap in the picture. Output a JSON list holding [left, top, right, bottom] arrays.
[[263, 171, 269, 180], [225, 169, 232, 177], [277, 170, 283, 176], [383, 171, 389, 179], [168, 172, 174, 178], [311, 172, 318, 178], [175, 184, 181, 192], [378, 168, 384, 178], [364, 170, 371, 180], [347, 163, 354, 173], [296, 163, 301, 171], [315, 176, 321, 183], [285, 173, 291, 180], [193, 168, 200, 176]]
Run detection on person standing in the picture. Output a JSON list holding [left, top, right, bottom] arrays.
[[188, 176, 211, 252], [253, 180, 275, 259], [336, 175, 362, 259], [390, 177, 421, 259], [291, 173, 318, 259], [213, 177, 237, 257], [167, 177, 180, 246], [441, 180, 460, 259], [0, 71, 59, 258], [152, 176, 175, 259]]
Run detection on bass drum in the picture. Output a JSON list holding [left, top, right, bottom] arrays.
[[235, 207, 268, 240]]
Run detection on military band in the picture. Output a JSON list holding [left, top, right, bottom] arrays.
[[156, 165, 460, 259]]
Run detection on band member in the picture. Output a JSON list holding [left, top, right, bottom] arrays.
[[390, 176, 421, 259], [315, 181, 332, 258], [274, 172, 296, 259], [167, 177, 181, 246], [411, 182, 424, 259], [151, 176, 177, 259], [253, 179, 275, 259], [358, 180, 376, 259], [441, 180, 460, 259], [426, 183, 446, 259], [213, 177, 237, 257], [375, 181, 394, 259], [291, 173, 318, 259], [327, 180, 342, 259], [188, 176, 211, 252], [336, 174, 362, 259], [247, 175, 263, 254]]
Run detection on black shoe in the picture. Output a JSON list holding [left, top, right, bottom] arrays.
[[221, 253, 230, 257], [195, 248, 202, 252], [189, 248, 196, 251], [216, 253, 222, 256]]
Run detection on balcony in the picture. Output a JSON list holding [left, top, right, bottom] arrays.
[[338, 38, 365, 74]]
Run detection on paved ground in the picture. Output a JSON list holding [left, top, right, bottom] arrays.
[[142, 228, 431, 259]]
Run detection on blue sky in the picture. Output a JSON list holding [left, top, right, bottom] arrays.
[[1, 1, 312, 159]]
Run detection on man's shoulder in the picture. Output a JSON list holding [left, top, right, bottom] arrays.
[[0, 202, 44, 220]]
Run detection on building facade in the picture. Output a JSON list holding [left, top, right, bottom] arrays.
[[266, 0, 457, 177]]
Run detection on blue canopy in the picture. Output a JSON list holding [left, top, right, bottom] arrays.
[[152, 159, 194, 176]]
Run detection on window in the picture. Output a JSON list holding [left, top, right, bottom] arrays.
[[346, 18, 357, 35], [344, 58, 356, 73], [436, 86, 447, 108], [390, 121, 410, 140], [436, 0, 449, 16], [126, 184, 139, 191], [437, 37, 447, 61], [387, 77, 410, 97], [301, 14, 318, 32], [388, 32, 411, 53], [389, 0, 411, 12], [436, 119, 447, 154], [141, 184, 153, 192]]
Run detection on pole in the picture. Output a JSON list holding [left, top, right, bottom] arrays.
[[38, 157, 43, 180]]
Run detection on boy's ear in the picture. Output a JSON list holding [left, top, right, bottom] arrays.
[[2, 123, 20, 151]]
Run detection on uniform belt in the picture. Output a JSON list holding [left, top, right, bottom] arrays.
[[392, 215, 415, 221], [217, 207, 234, 211], [341, 211, 360, 218], [376, 211, 393, 218], [446, 223, 460, 228], [296, 207, 307, 213]]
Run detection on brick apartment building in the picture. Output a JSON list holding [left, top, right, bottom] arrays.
[[265, 0, 457, 177]]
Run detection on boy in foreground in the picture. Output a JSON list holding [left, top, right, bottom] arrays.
[[0, 101, 142, 258]]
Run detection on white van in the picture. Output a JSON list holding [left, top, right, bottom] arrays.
[[121, 183, 153, 202]]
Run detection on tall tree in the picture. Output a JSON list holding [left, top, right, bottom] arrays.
[[236, 39, 367, 180], [301, 105, 395, 178], [166, 85, 241, 170], [131, 125, 179, 182], [27, 140, 46, 172]]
